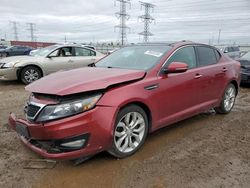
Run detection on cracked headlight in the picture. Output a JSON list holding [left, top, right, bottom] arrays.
[[36, 94, 102, 122]]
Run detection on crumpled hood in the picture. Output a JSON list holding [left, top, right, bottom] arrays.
[[0, 56, 44, 64], [25, 67, 146, 96]]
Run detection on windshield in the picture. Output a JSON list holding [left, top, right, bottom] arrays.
[[96, 45, 171, 71], [241, 52, 250, 61], [30, 45, 58, 57]]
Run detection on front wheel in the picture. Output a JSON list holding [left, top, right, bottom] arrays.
[[215, 83, 236, 114], [20, 66, 42, 84], [2, 52, 8, 57], [108, 105, 149, 158]]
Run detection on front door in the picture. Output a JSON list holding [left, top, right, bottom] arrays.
[[154, 46, 203, 127]]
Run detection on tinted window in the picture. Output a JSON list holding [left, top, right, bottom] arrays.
[[233, 47, 240, 51], [197, 46, 217, 66], [75, 47, 96, 56], [167, 46, 196, 69], [230, 47, 235, 52]]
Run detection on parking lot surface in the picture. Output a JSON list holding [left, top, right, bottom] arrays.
[[0, 81, 249, 188]]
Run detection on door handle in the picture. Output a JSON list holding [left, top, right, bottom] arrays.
[[222, 67, 228, 72], [68, 60, 74, 63], [91, 58, 96, 62], [194, 74, 202, 79]]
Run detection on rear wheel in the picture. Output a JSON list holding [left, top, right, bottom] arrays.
[[20, 66, 42, 84], [108, 105, 148, 158], [215, 83, 236, 114]]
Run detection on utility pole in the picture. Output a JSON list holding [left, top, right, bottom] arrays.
[[138, 1, 155, 43], [217, 29, 221, 44], [10, 21, 19, 41], [114, 0, 131, 46], [27, 23, 36, 42]]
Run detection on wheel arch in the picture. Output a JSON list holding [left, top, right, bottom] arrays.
[[118, 101, 153, 133], [17, 64, 44, 80], [229, 80, 239, 95]]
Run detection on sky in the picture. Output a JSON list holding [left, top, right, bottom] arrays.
[[0, 0, 250, 45]]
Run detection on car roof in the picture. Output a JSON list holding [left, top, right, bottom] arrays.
[[135, 41, 211, 48], [53, 44, 96, 49]]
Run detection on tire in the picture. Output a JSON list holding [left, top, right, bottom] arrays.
[[2, 52, 8, 58], [20, 66, 42, 84], [215, 83, 236, 114], [108, 105, 149, 158]]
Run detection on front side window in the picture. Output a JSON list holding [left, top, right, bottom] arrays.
[[167, 46, 197, 69], [196, 46, 217, 66], [75, 47, 96, 56], [59, 47, 73, 57], [49, 47, 73, 57]]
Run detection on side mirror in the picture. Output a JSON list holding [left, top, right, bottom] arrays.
[[224, 50, 228, 53], [163, 62, 188, 74]]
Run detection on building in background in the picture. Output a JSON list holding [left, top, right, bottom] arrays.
[[10, 41, 56, 49]]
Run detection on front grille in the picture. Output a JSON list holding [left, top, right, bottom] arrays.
[[27, 104, 41, 117]]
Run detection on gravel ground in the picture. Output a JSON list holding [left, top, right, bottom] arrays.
[[0, 80, 249, 188]]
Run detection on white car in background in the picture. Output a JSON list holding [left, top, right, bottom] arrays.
[[0, 44, 105, 84]]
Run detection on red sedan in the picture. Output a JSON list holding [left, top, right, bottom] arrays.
[[8, 41, 241, 161]]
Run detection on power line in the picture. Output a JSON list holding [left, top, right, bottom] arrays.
[[138, 1, 155, 43], [114, 0, 131, 46], [10, 21, 18, 41], [27, 22, 36, 42]]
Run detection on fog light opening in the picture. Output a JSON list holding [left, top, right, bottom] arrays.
[[60, 139, 86, 148]]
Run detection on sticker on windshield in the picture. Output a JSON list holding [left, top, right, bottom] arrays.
[[144, 51, 163, 57]]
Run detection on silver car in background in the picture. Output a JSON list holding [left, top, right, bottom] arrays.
[[0, 44, 105, 84], [216, 45, 241, 59]]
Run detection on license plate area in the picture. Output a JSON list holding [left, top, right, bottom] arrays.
[[16, 123, 30, 139]]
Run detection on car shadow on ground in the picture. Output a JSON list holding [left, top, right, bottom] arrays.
[[240, 83, 250, 88], [59, 112, 215, 167], [0, 80, 23, 86]]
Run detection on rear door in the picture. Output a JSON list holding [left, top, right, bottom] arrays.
[[195, 45, 226, 105], [70, 47, 97, 68]]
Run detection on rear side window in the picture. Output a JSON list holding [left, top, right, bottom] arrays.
[[167, 46, 197, 69], [75, 47, 96, 56], [196, 46, 217, 66]]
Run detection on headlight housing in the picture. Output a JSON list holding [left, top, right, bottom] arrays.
[[36, 94, 102, 122], [2, 61, 20, 68]]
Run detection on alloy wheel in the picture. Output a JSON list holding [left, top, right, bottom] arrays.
[[114, 112, 146, 153], [223, 85, 236, 112], [24, 68, 40, 83]]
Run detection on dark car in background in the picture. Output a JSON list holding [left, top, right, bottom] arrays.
[[238, 52, 250, 84], [0, 45, 7, 49], [0, 46, 33, 57]]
